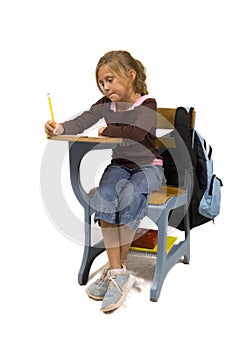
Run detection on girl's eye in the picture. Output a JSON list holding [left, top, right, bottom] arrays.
[[99, 77, 114, 89]]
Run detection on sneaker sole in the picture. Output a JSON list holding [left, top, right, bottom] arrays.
[[85, 288, 105, 301], [101, 275, 136, 313]]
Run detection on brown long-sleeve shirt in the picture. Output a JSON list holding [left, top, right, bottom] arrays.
[[61, 96, 160, 168]]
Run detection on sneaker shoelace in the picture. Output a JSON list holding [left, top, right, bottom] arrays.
[[108, 275, 122, 295], [97, 268, 109, 289]]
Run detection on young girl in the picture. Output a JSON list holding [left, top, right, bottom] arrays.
[[45, 50, 166, 313]]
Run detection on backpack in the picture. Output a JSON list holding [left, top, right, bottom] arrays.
[[195, 131, 223, 219], [160, 106, 223, 231]]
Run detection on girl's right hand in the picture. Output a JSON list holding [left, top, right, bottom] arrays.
[[44, 121, 64, 136]]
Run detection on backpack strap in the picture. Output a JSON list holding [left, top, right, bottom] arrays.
[[195, 130, 212, 161], [174, 106, 196, 168]]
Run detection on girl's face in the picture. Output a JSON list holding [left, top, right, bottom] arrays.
[[97, 65, 136, 103]]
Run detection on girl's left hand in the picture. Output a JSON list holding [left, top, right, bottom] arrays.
[[98, 127, 107, 136]]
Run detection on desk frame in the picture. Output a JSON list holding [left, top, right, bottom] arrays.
[[49, 134, 191, 301], [51, 135, 123, 285]]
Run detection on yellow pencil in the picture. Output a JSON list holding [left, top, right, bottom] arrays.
[[47, 93, 55, 125]]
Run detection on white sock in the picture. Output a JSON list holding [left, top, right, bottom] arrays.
[[110, 268, 124, 275]]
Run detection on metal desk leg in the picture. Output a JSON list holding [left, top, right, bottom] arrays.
[[68, 141, 118, 285]]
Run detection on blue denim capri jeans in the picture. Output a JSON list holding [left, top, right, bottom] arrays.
[[90, 163, 166, 231]]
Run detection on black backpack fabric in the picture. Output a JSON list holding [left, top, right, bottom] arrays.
[[160, 106, 216, 231]]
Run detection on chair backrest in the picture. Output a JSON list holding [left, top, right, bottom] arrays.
[[156, 107, 196, 148]]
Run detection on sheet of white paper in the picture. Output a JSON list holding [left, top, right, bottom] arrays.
[[78, 128, 173, 138]]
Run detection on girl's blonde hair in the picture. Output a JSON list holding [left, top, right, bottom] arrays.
[[95, 50, 149, 95]]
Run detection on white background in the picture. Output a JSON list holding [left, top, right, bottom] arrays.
[[0, 1, 232, 349]]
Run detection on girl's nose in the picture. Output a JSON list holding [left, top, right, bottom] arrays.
[[103, 83, 109, 91]]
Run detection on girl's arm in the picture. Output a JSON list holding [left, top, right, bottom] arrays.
[[46, 97, 156, 138], [57, 97, 109, 135], [101, 100, 157, 141], [61, 109, 102, 135]]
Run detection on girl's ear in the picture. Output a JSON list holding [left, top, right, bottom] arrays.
[[128, 69, 136, 81]]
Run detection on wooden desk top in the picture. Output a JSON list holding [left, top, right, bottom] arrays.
[[48, 134, 175, 147], [48, 135, 123, 143]]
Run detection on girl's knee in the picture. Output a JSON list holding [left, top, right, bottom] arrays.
[[97, 185, 117, 202]]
